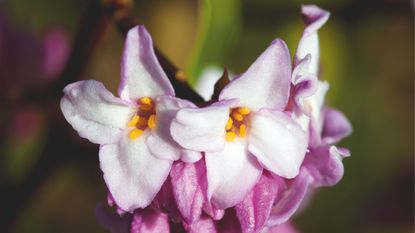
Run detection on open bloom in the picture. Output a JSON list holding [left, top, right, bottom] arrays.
[[61, 25, 201, 213], [171, 39, 308, 209], [168, 6, 352, 233]]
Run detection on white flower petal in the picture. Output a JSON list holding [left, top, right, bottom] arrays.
[[248, 110, 308, 178], [206, 139, 262, 209], [99, 131, 172, 212], [219, 39, 291, 111], [171, 101, 234, 152], [147, 96, 197, 161], [61, 80, 134, 144], [194, 66, 224, 101], [294, 5, 330, 75], [118, 26, 174, 101]]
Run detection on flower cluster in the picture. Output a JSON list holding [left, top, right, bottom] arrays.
[[61, 5, 351, 233]]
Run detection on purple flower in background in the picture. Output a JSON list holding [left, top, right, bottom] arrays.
[[41, 30, 69, 79], [61, 25, 201, 213], [0, 11, 69, 88], [0, 9, 69, 165]]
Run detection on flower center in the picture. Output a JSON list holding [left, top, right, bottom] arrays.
[[225, 107, 250, 142], [127, 97, 157, 140]]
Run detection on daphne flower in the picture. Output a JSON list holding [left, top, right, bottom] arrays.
[[171, 39, 308, 209], [130, 207, 170, 233], [289, 5, 352, 187], [290, 5, 330, 131], [61, 25, 201, 213], [207, 6, 352, 232], [180, 203, 299, 233], [256, 6, 352, 229]]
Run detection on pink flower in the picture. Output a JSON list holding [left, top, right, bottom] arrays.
[[290, 5, 331, 132], [171, 39, 308, 210], [130, 207, 170, 233], [251, 7, 352, 231], [290, 5, 352, 188], [167, 6, 351, 232], [61, 26, 201, 213], [257, 7, 352, 230], [63, 5, 352, 233]]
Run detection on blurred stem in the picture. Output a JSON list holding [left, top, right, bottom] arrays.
[[0, 0, 125, 231], [186, 0, 241, 85]]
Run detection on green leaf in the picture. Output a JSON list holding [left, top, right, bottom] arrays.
[[186, 0, 242, 85]]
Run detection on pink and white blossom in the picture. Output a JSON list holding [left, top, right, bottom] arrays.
[[61, 26, 201, 213], [171, 39, 308, 209], [61, 5, 352, 233]]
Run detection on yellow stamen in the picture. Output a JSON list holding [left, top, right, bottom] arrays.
[[239, 124, 247, 138], [148, 114, 156, 129], [226, 118, 233, 130], [129, 128, 143, 140], [175, 70, 187, 81], [137, 117, 148, 128], [139, 97, 153, 105], [139, 104, 153, 111], [232, 112, 243, 122], [127, 115, 140, 127], [238, 107, 250, 115], [225, 132, 236, 142]]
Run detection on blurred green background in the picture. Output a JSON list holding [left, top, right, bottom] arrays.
[[0, 0, 413, 232]]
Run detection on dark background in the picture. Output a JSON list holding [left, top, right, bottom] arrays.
[[0, 0, 413, 232]]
